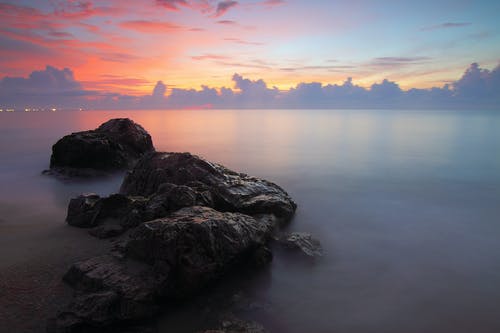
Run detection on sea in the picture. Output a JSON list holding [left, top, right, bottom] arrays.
[[0, 109, 499, 333]]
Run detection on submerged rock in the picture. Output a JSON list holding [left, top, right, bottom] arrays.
[[120, 152, 296, 219], [277, 232, 323, 257], [47, 118, 154, 177], [50, 207, 274, 332]]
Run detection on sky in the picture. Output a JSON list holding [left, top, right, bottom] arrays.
[[0, 0, 499, 109]]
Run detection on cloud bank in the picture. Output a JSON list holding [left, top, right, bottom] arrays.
[[0, 63, 499, 110]]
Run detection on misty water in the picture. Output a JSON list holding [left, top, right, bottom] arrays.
[[1, 109, 500, 333]]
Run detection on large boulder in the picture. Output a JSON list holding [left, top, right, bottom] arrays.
[[49, 207, 274, 332], [120, 152, 296, 219], [48, 118, 154, 176]]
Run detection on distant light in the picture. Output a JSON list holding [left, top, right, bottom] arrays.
[[51, 108, 57, 112], [25, 108, 31, 112], [0, 109, 3, 112], [6, 108, 14, 112]]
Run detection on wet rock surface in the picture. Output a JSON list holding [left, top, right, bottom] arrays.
[[46, 118, 154, 177], [120, 152, 296, 219], [50, 207, 275, 332], [48, 125, 305, 332]]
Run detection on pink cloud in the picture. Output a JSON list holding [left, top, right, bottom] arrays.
[[120, 20, 183, 33], [155, 0, 189, 11]]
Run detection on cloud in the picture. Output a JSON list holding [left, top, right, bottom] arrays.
[[213, 1, 238, 17], [421, 22, 471, 31], [155, 0, 189, 11], [260, 0, 285, 7], [152, 81, 167, 97], [1, 63, 499, 110], [217, 20, 237, 25], [223, 38, 264, 45], [98, 52, 143, 63], [120, 20, 182, 33], [370, 57, 431, 68], [50, 0, 122, 19], [0, 65, 88, 107], [191, 54, 230, 61], [452, 63, 500, 104]]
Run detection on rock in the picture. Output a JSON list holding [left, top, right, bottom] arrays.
[[66, 193, 102, 227], [50, 207, 275, 332], [126, 206, 274, 298], [48, 254, 162, 333], [278, 232, 323, 257], [65, 186, 214, 234], [200, 313, 268, 333], [120, 152, 296, 219], [88, 224, 124, 239], [48, 118, 154, 176], [52, 132, 300, 331]]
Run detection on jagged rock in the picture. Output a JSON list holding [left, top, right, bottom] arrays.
[[47, 118, 154, 176], [65, 186, 214, 235], [50, 207, 275, 332], [278, 232, 323, 257], [120, 152, 296, 219], [66, 193, 145, 229]]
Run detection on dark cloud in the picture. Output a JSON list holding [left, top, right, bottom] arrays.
[[217, 20, 237, 25], [213, 1, 238, 17], [0, 65, 88, 107], [421, 22, 471, 31], [370, 57, 431, 68]]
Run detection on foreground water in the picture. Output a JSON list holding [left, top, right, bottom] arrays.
[[0, 109, 499, 332]]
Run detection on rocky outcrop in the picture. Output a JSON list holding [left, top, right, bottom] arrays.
[[47, 118, 154, 177], [120, 152, 296, 219], [49, 207, 274, 332], [49, 124, 302, 332]]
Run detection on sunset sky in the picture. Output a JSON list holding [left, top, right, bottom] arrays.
[[1, 0, 499, 98]]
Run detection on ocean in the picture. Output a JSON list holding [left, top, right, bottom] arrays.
[[1, 109, 499, 332]]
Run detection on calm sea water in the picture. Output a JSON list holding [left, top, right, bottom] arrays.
[[0, 109, 499, 333]]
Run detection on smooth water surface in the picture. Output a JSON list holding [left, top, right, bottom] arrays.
[[1, 109, 499, 332]]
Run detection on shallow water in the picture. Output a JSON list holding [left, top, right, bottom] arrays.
[[1, 109, 500, 332]]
